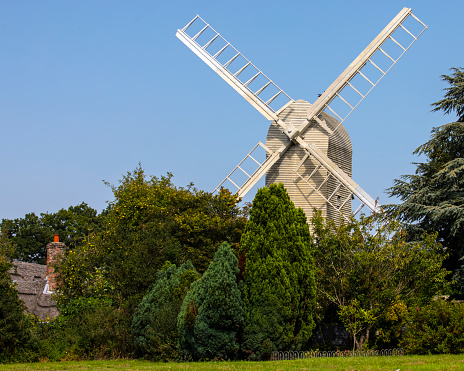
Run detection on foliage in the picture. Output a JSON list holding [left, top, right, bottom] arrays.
[[131, 261, 199, 361], [240, 184, 316, 360], [56, 166, 246, 314], [452, 256, 464, 294], [311, 210, 448, 351], [431, 67, 464, 121], [385, 67, 464, 286], [400, 300, 464, 354], [372, 299, 408, 349], [178, 242, 243, 361], [52, 166, 246, 359], [35, 297, 132, 361], [338, 299, 375, 350], [0, 233, 37, 363], [41, 203, 105, 249], [0, 203, 103, 264], [103, 166, 247, 273]]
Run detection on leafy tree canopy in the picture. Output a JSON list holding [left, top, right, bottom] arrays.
[[0, 202, 103, 264], [56, 166, 247, 315], [385, 67, 464, 280], [311, 210, 448, 351]]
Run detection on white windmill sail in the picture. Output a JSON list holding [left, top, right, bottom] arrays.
[[176, 8, 427, 217], [176, 15, 293, 121], [300, 7, 428, 136]]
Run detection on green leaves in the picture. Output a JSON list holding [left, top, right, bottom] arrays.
[[400, 300, 464, 354], [56, 166, 247, 313], [0, 203, 103, 265], [312, 210, 448, 350], [0, 234, 35, 361], [52, 165, 247, 360], [339, 299, 376, 343]]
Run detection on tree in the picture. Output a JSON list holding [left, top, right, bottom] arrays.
[[0, 232, 35, 362], [57, 166, 247, 312], [431, 67, 464, 121], [54, 166, 247, 358], [0, 203, 103, 264], [41, 202, 104, 249], [385, 67, 464, 285], [0, 213, 52, 265], [240, 184, 316, 360], [311, 210, 448, 351], [177, 242, 243, 361], [131, 261, 199, 361]]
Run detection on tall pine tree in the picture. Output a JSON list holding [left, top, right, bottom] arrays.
[[240, 183, 316, 360]]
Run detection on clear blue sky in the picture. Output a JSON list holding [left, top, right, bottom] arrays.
[[1, 0, 462, 220]]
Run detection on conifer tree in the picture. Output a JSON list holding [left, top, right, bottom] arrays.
[[385, 67, 464, 287], [131, 261, 199, 361], [240, 183, 316, 360], [177, 242, 243, 360]]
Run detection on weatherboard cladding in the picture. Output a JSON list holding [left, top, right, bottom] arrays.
[[265, 100, 352, 225]]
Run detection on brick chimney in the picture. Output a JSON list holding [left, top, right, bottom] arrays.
[[46, 234, 65, 293]]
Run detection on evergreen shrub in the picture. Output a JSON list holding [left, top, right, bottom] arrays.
[[132, 261, 199, 361], [178, 242, 243, 360]]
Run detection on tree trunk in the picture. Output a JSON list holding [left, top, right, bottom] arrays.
[[355, 326, 372, 351]]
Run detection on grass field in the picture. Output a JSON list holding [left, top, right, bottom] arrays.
[[0, 354, 463, 371]]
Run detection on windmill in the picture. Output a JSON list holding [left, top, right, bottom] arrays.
[[176, 8, 427, 224]]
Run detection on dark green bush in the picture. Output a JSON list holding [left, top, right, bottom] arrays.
[[400, 300, 464, 354], [131, 261, 199, 361], [37, 297, 132, 361], [0, 237, 38, 363], [178, 242, 243, 361]]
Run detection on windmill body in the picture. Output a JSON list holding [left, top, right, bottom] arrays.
[[176, 8, 427, 223], [266, 100, 352, 223]]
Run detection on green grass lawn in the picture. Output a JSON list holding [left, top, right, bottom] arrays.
[[1, 355, 463, 371]]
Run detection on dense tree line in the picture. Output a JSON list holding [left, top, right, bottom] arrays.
[[0, 174, 457, 362], [0, 203, 104, 265]]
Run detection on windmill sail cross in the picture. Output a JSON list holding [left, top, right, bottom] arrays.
[[176, 8, 427, 221]]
